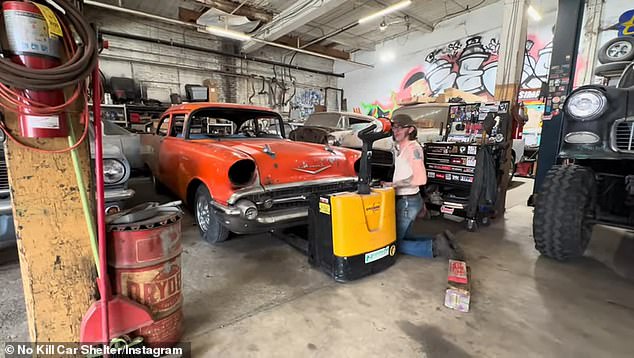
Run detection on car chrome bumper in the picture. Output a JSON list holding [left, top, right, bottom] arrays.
[[0, 199, 12, 215], [212, 202, 308, 234], [104, 188, 135, 203]]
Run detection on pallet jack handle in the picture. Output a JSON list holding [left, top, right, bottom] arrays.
[[357, 118, 392, 195]]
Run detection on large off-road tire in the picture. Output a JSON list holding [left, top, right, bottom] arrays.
[[195, 185, 230, 244], [533, 165, 596, 261]]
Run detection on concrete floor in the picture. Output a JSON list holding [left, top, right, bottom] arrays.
[[1, 177, 634, 357]]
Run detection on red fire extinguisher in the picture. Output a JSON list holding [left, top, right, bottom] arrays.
[[2, 1, 68, 138]]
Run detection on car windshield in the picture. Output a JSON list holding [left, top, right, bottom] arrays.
[[103, 120, 132, 135], [186, 108, 284, 139], [304, 113, 342, 128], [349, 123, 372, 132], [392, 105, 449, 129]]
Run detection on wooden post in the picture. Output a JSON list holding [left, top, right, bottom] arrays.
[[2, 98, 97, 342], [494, 0, 529, 215]]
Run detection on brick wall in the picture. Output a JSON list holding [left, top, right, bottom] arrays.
[[87, 8, 337, 119]]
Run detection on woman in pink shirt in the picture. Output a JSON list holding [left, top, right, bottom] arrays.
[[383, 114, 454, 258]]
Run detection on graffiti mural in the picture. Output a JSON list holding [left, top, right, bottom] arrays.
[[617, 9, 634, 36], [360, 35, 500, 118], [359, 32, 563, 118], [291, 88, 324, 120], [521, 36, 552, 90]]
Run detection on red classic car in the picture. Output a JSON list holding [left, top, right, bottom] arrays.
[[142, 103, 360, 243]]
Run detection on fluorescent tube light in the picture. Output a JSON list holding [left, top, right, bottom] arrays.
[[205, 26, 252, 41], [358, 0, 412, 24]]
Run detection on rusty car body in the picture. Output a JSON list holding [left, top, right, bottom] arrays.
[[142, 103, 361, 243]]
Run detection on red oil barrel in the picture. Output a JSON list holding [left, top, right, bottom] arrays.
[[108, 209, 183, 347]]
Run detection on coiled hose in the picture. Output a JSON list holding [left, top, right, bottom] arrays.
[[0, 0, 97, 90]]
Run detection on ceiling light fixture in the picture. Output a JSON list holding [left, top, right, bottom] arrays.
[[205, 25, 252, 41], [379, 19, 388, 31], [358, 0, 412, 24], [527, 5, 542, 21]]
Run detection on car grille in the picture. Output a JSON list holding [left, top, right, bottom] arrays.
[[242, 181, 358, 210], [370, 150, 394, 166], [613, 120, 634, 152], [0, 148, 9, 195]]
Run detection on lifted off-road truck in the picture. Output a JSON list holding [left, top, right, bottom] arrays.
[[533, 64, 634, 261]]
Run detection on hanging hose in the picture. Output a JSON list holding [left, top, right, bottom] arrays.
[[0, 0, 97, 90], [68, 116, 100, 276]]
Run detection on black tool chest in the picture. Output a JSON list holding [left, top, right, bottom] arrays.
[[425, 142, 479, 187], [421, 101, 510, 231]]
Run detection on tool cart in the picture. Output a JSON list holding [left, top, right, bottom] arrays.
[[423, 101, 511, 231]]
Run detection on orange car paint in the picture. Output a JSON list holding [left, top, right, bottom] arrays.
[[142, 103, 361, 205]]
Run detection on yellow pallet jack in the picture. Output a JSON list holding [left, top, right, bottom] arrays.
[[308, 119, 397, 282]]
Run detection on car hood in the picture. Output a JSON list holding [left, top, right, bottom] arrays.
[[335, 130, 394, 152], [90, 141, 125, 160], [196, 139, 359, 186]]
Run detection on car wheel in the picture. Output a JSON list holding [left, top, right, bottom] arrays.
[[195, 185, 230, 244], [152, 174, 168, 194], [533, 165, 596, 261], [597, 37, 634, 64], [594, 61, 630, 77]]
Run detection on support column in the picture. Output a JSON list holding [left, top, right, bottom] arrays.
[[533, 0, 586, 194], [577, 0, 604, 86], [494, 0, 529, 214], [2, 97, 97, 342]]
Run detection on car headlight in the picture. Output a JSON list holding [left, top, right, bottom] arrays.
[[565, 89, 607, 121], [103, 159, 126, 184], [326, 135, 340, 146]]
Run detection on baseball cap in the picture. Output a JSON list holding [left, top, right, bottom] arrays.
[[391, 114, 415, 127]]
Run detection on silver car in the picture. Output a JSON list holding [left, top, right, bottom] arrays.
[[101, 120, 143, 172], [0, 141, 134, 248]]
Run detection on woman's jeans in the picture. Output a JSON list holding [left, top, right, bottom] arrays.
[[396, 194, 434, 258]]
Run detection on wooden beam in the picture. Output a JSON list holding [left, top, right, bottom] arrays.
[[2, 95, 97, 341], [179, 7, 204, 23], [193, 0, 273, 23], [276, 35, 351, 60]]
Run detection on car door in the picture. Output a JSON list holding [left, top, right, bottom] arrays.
[[142, 114, 170, 177], [158, 114, 187, 191]]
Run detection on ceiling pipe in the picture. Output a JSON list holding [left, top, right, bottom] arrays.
[[84, 0, 373, 69], [99, 29, 346, 78]]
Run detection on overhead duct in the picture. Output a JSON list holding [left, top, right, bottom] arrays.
[[84, 0, 373, 69], [196, 7, 261, 34]]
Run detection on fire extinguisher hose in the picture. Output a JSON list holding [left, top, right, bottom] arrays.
[[0, 0, 97, 90], [0, 0, 97, 153]]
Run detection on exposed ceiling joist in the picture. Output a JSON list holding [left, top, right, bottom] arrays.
[[193, 0, 273, 23], [242, 0, 343, 53], [276, 35, 350, 60], [179, 7, 204, 23], [298, 24, 376, 51]]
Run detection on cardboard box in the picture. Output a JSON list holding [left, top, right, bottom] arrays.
[[444, 259, 471, 312]]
